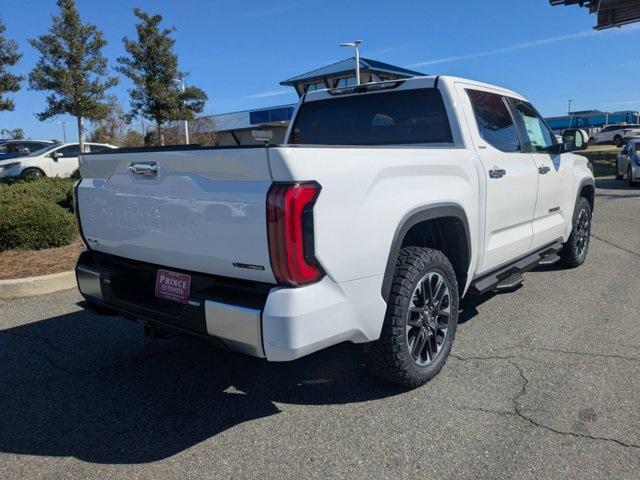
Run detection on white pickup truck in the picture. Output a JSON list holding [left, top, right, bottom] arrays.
[[75, 76, 595, 387]]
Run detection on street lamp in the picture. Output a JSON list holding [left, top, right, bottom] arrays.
[[57, 121, 68, 142], [174, 78, 190, 145], [339, 39, 363, 85], [568, 99, 573, 115]]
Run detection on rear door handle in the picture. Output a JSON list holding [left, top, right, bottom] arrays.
[[489, 168, 506, 179], [538, 166, 551, 175]]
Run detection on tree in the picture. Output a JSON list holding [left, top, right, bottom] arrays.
[[117, 8, 207, 146], [0, 19, 23, 111], [88, 97, 127, 144], [1, 128, 24, 139], [88, 97, 144, 147], [29, 0, 118, 153]]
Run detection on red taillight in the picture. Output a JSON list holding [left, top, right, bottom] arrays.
[[267, 182, 324, 286]]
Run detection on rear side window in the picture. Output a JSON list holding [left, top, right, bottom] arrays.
[[467, 89, 520, 152], [290, 88, 453, 146]]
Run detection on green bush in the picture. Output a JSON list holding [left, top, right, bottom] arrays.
[[0, 199, 77, 250], [0, 177, 76, 212]]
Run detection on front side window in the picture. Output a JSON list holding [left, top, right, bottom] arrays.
[[467, 89, 520, 152], [290, 88, 453, 146], [57, 144, 81, 157], [510, 100, 555, 152]]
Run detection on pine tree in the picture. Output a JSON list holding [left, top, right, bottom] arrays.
[[117, 8, 207, 145], [0, 19, 23, 111], [29, 0, 117, 152]]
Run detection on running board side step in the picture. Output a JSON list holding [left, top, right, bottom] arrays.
[[469, 242, 563, 295]]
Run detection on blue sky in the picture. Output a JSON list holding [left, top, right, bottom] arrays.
[[2, 0, 640, 141]]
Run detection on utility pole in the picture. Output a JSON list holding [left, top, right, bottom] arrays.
[[58, 121, 68, 142], [175, 78, 190, 145], [340, 39, 363, 85]]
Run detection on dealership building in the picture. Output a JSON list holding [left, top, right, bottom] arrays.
[[193, 58, 424, 146]]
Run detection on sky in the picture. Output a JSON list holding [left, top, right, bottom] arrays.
[[2, 0, 640, 141]]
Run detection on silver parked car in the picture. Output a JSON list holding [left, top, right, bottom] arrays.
[[616, 139, 640, 186]]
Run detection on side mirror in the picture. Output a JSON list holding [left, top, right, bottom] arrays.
[[562, 129, 588, 152], [51, 152, 63, 159]]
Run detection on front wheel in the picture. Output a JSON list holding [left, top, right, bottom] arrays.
[[365, 247, 459, 388], [21, 168, 45, 180], [560, 197, 592, 268]]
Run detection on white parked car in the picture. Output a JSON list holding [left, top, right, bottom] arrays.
[[616, 139, 640, 186], [74, 76, 594, 387], [0, 142, 116, 179], [590, 124, 640, 147]]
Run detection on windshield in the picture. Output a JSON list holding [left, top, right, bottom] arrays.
[[27, 143, 61, 156]]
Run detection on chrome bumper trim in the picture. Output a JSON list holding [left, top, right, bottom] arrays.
[[205, 300, 264, 358], [76, 266, 103, 300]]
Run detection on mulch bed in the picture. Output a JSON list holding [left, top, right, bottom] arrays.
[[0, 239, 84, 280]]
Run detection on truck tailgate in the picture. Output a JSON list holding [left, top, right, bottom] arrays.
[[77, 147, 276, 283]]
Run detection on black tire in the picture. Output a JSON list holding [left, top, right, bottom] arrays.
[[560, 197, 592, 268], [588, 137, 596, 146], [629, 166, 637, 187], [365, 247, 459, 388], [614, 135, 623, 148], [21, 167, 45, 180]]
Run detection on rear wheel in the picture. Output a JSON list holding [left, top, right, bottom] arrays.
[[629, 166, 637, 187], [614, 135, 623, 147], [560, 197, 591, 268], [365, 247, 459, 388], [588, 137, 596, 146], [21, 168, 45, 180]]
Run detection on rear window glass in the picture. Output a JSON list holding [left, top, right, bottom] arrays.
[[290, 88, 453, 146]]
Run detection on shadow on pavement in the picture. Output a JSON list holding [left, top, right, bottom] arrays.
[[595, 178, 640, 192], [0, 308, 408, 464]]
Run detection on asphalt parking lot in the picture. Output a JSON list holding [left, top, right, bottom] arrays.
[[0, 178, 638, 479]]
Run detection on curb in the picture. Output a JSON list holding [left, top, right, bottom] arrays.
[[0, 270, 76, 300]]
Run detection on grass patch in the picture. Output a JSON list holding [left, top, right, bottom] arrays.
[[581, 145, 618, 178]]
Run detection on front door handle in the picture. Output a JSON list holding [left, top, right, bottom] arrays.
[[489, 168, 506, 179], [538, 166, 551, 175]]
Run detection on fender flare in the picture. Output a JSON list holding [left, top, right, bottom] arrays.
[[577, 177, 595, 212], [381, 203, 471, 301]]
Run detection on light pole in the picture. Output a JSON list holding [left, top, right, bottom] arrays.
[[340, 39, 363, 85], [175, 78, 190, 145], [568, 99, 573, 115], [58, 121, 68, 142]]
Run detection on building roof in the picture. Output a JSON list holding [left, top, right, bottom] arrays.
[[280, 57, 425, 86], [193, 104, 297, 133], [549, 0, 640, 30]]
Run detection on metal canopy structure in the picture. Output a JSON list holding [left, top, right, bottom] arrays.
[[550, 0, 640, 30], [280, 57, 424, 96]]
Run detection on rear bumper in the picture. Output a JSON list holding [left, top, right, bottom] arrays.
[[76, 250, 385, 361]]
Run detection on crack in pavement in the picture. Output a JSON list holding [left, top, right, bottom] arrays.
[[450, 354, 640, 450], [518, 345, 639, 363], [591, 234, 640, 260]]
